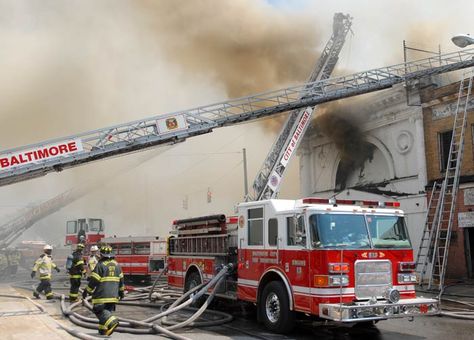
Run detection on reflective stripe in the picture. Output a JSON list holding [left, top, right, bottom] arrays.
[[40, 275, 51, 280], [69, 275, 82, 279], [98, 324, 107, 330], [76, 260, 84, 265], [100, 277, 120, 282], [86, 286, 94, 293], [104, 316, 117, 328], [91, 272, 101, 281], [119, 273, 124, 278], [69, 293, 78, 297], [92, 297, 118, 304], [119, 287, 125, 291], [46, 292, 53, 297]]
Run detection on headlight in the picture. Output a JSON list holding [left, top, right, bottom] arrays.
[[398, 273, 417, 284], [329, 275, 349, 286]]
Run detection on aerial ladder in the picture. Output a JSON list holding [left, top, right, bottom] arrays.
[[0, 14, 351, 247], [416, 70, 474, 292], [1, 48, 474, 187], [250, 13, 352, 200]]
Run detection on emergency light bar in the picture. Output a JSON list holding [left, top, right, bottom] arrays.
[[302, 197, 400, 208]]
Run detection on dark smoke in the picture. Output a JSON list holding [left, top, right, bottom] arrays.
[[140, 0, 321, 98], [313, 99, 375, 190]]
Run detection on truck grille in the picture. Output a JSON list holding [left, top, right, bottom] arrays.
[[355, 260, 392, 299]]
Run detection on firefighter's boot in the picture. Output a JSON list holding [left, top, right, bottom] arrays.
[[105, 319, 119, 336], [99, 316, 119, 336], [33, 291, 40, 299]]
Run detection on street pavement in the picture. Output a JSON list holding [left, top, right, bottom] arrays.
[[1, 273, 474, 339]]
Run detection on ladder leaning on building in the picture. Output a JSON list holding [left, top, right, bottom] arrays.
[[416, 70, 474, 293]]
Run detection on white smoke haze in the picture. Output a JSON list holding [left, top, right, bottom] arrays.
[[0, 0, 472, 246]]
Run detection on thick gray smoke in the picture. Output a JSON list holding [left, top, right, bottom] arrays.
[[0, 0, 321, 244]]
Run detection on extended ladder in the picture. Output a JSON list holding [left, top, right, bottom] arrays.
[[251, 13, 352, 201], [1, 49, 474, 187], [416, 181, 442, 285], [426, 71, 473, 292]]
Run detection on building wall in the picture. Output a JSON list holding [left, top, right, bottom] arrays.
[[421, 82, 474, 279], [421, 82, 474, 181]]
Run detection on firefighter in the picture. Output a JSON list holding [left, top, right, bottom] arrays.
[[87, 245, 100, 279], [82, 245, 124, 336], [31, 244, 60, 300], [68, 243, 86, 302]]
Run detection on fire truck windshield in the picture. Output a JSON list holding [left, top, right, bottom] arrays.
[[367, 214, 411, 249], [309, 213, 411, 249]]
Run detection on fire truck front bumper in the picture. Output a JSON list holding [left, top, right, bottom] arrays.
[[319, 298, 439, 322]]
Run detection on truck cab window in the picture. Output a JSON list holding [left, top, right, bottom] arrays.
[[268, 218, 278, 246], [309, 213, 369, 249], [287, 215, 306, 246], [66, 221, 77, 234], [248, 208, 264, 246], [88, 219, 103, 232]]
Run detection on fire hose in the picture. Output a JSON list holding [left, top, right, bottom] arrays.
[[56, 263, 234, 339]]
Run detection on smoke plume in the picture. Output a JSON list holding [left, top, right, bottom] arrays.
[[313, 98, 375, 190], [142, 0, 320, 98]]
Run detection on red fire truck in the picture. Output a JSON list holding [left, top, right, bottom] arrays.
[[65, 218, 105, 245], [167, 198, 439, 333], [102, 236, 167, 283], [64, 218, 166, 282]]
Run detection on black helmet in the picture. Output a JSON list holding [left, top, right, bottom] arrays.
[[100, 245, 114, 258]]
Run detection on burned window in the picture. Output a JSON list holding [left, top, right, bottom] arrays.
[[439, 130, 453, 172], [248, 208, 263, 246]]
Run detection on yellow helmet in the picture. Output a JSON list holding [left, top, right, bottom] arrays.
[[100, 245, 113, 258]]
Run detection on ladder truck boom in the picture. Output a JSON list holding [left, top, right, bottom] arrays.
[[251, 13, 352, 201], [1, 48, 474, 187]]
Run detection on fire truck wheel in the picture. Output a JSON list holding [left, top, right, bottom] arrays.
[[260, 281, 295, 334], [185, 271, 205, 307]]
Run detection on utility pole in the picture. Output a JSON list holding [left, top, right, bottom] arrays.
[[242, 148, 249, 201]]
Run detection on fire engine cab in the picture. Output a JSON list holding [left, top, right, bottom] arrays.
[[167, 198, 439, 333], [65, 218, 105, 245]]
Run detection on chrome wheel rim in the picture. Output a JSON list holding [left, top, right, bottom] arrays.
[[265, 292, 280, 323]]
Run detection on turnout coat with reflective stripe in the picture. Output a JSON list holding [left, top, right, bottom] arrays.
[[32, 254, 57, 279], [86, 259, 124, 304], [69, 251, 85, 278]]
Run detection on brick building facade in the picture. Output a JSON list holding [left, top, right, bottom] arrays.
[[421, 81, 474, 279]]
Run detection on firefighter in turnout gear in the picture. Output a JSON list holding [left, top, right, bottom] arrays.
[[68, 243, 86, 302], [82, 245, 124, 336], [31, 244, 60, 299], [87, 245, 100, 279]]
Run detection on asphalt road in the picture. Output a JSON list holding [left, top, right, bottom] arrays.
[[3, 270, 474, 340]]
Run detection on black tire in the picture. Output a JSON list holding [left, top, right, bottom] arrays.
[[184, 271, 204, 307], [260, 281, 295, 334]]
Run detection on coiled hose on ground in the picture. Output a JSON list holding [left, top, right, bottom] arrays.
[[13, 264, 235, 339]]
